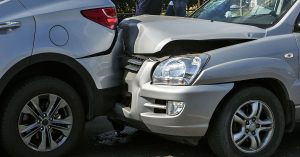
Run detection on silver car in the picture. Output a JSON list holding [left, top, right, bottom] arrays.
[[112, 0, 299, 156], [0, 0, 122, 157]]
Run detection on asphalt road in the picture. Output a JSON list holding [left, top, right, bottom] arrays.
[[68, 117, 300, 157]]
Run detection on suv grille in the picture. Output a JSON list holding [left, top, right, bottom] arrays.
[[125, 55, 147, 73]]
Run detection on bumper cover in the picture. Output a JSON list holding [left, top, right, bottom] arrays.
[[113, 60, 234, 137]]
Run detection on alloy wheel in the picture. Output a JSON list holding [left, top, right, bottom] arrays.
[[18, 94, 73, 152], [230, 100, 274, 153]]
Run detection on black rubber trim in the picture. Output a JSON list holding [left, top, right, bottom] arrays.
[[0, 57, 31, 97], [294, 13, 300, 32], [285, 100, 296, 133], [96, 86, 122, 116], [77, 30, 118, 59]]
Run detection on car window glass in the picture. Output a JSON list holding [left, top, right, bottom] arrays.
[[192, 0, 297, 27]]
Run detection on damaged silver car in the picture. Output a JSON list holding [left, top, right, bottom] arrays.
[[111, 0, 300, 157]]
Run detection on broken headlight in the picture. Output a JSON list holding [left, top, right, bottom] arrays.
[[152, 54, 209, 86]]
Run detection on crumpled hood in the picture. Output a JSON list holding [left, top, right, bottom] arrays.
[[120, 15, 267, 54]]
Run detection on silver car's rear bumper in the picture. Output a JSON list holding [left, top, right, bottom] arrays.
[[114, 60, 234, 137]]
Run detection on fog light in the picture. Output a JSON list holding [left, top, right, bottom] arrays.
[[166, 101, 185, 116]]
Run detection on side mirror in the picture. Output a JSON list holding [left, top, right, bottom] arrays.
[[295, 22, 300, 32], [294, 14, 300, 32]]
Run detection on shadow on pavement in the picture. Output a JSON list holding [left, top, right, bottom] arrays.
[[1, 116, 300, 157], [69, 117, 214, 157], [69, 117, 300, 157]]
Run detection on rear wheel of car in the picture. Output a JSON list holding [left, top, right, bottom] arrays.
[[1, 76, 84, 157], [207, 86, 285, 157]]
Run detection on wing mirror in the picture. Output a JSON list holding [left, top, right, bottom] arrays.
[[295, 22, 300, 32], [294, 14, 300, 32]]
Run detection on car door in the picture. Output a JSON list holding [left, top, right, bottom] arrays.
[[0, 0, 35, 77]]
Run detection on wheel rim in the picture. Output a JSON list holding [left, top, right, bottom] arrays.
[[18, 94, 73, 152], [230, 100, 274, 153]]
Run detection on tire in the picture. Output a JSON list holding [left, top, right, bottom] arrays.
[[207, 86, 285, 157], [1, 76, 85, 157]]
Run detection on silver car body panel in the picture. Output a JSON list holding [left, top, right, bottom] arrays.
[[115, 1, 300, 137], [123, 15, 266, 54], [124, 1, 300, 55], [115, 60, 234, 136], [196, 34, 300, 102], [0, 0, 35, 80], [0, 0, 120, 90]]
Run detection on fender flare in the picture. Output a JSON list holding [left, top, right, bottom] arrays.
[[0, 53, 99, 119]]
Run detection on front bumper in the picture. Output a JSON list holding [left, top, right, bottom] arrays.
[[113, 60, 234, 137]]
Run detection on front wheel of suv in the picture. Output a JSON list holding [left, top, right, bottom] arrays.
[[207, 86, 285, 157], [1, 76, 85, 157]]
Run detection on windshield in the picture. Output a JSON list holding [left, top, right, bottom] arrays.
[[192, 0, 296, 26]]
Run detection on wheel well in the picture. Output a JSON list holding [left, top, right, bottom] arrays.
[[210, 78, 295, 132], [0, 61, 93, 120]]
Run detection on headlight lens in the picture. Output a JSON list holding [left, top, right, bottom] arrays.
[[152, 54, 209, 85]]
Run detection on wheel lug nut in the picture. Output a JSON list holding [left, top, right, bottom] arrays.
[[246, 121, 249, 125], [252, 132, 255, 135], [256, 124, 260, 128], [252, 118, 256, 122], [43, 113, 47, 117], [40, 127, 44, 131], [246, 129, 249, 133]]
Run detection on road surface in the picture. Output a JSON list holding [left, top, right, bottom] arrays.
[[68, 117, 300, 157]]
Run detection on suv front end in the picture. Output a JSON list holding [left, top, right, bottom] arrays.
[[113, 54, 234, 137], [111, 1, 299, 157]]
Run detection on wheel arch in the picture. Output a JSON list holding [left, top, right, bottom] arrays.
[[209, 78, 295, 133], [0, 53, 100, 120]]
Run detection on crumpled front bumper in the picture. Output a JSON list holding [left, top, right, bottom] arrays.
[[113, 60, 234, 137]]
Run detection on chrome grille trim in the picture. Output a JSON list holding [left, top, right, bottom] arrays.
[[125, 55, 147, 73], [125, 64, 140, 72], [128, 58, 143, 66]]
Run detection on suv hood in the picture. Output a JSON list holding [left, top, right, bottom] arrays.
[[120, 15, 266, 55]]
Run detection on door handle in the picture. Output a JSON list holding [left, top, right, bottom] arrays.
[[0, 21, 21, 30]]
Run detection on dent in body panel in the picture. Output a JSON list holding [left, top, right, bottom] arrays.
[[131, 15, 266, 54], [76, 30, 124, 89], [76, 54, 122, 89]]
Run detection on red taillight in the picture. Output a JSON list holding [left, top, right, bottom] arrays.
[[81, 8, 118, 30]]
